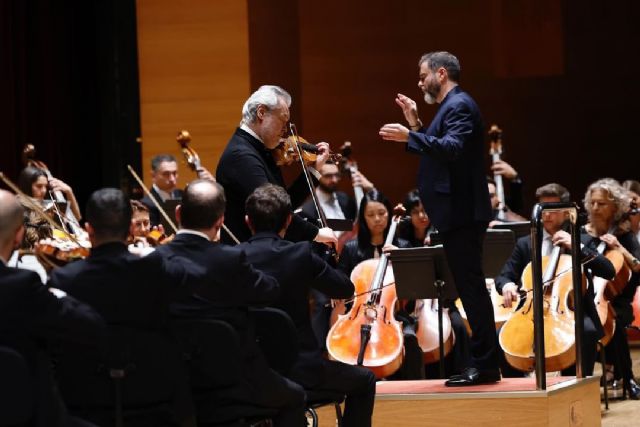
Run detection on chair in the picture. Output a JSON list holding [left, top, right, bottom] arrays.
[[170, 318, 275, 427], [55, 326, 192, 427], [249, 307, 344, 427], [0, 345, 33, 426]]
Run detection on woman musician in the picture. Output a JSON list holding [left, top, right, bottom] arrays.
[[583, 178, 640, 398]]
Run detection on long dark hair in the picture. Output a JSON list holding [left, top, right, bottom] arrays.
[[18, 166, 47, 196], [356, 189, 392, 249]]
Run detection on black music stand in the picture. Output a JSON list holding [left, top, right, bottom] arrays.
[[493, 221, 530, 241], [389, 245, 457, 378], [482, 229, 517, 278]]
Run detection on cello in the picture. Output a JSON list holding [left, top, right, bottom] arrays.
[[499, 242, 581, 372], [414, 298, 455, 363], [326, 205, 405, 378]]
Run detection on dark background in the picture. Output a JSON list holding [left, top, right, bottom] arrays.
[[3, 0, 639, 217]]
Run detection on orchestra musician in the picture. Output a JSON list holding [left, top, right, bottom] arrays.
[[140, 154, 182, 227], [335, 189, 423, 380], [18, 165, 82, 230], [153, 179, 307, 427], [240, 184, 376, 427], [0, 189, 104, 427], [583, 178, 640, 398], [494, 183, 615, 377], [379, 51, 500, 386], [488, 159, 525, 224], [622, 180, 640, 243], [216, 85, 337, 245]]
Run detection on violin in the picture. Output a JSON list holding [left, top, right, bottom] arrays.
[[326, 205, 405, 378], [272, 134, 342, 167], [34, 235, 91, 270]]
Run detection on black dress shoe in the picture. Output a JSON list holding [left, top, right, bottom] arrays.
[[628, 378, 640, 400], [444, 367, 501, 387]]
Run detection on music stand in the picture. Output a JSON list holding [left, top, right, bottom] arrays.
[[482, 229, 517, 278], [389, 245, 457, 378], [325, 218, 353, 232], [493, 221, 530, 241]]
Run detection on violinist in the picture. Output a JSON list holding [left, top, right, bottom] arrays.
[[216, 85, 337, 244], [397, 189, 472, 378], [18, 165, 82, 229], [335, 190, 424, 379], [240, 184, 376, 427], [583, 178, 640, 398], [494, 183, 615, 377], [7, 210, 52, 282]]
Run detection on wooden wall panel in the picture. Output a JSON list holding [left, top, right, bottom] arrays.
[[136, 0, 250, 188]]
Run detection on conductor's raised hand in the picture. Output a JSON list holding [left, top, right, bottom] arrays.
[[379, 123, 410, 142], [395, 93, 419, 125]]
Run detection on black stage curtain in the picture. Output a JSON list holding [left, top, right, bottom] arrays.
[[0, 0, 141, 216]]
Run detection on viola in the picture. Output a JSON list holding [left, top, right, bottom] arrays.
[[325, 205, 405, 378]]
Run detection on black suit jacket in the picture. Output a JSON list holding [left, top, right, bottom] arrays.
[[407, 86, 492, 232], [239, 232, 353, 386], [0, 263, 105, 427], [494, 233, 615, 339], [140, 187, 183, 227], [49, 242, 178, 330], [216, 128, 318, 243], [300, 190, 357, 224]]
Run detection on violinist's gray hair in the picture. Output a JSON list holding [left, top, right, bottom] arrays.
[[0, 189, 24, 244], [583, 178, 631, 224], [240, 85, 291, 125]]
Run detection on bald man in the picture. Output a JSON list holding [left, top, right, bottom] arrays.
[[0, 190, 104, 427]]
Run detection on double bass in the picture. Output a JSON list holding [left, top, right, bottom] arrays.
[[488, 125, 526, 222], [326, 205, 405, 378]]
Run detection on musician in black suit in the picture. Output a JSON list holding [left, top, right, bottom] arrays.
[[240, 184, 376, 427], [216, 85, 337, 245], [380, 51, 497, 386], [140, 154, 183, 227], [0, 189, 104, 427], [154, 179, 306, 427], [494, 183, 614, 377]]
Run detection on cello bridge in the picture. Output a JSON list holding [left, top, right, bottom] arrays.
[[364, 305, 378, 321]]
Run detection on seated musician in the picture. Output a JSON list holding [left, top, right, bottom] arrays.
[[397, 189, 471, 378], [153, 179, 307, 427], [18, 165, 82, 232], [299, 160, 375, 225], [7, 210, 52, 282], [583, 178, 640, 398], [141, 153, 215, 228], [495, 183, 615, 378], [240, 183, 376, 427], [622, 180, 640, 243], [0, 189, 105, 427], [335, 189, 424, 379]]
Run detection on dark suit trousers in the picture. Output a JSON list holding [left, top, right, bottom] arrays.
[[290, 360, 376, 427], [440, 222, 499, 371]]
